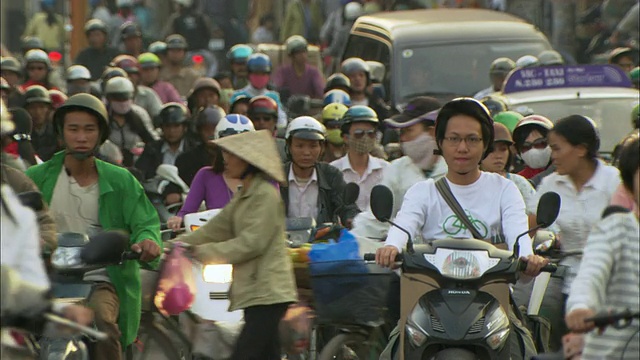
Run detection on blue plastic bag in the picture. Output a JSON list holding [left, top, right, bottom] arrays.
[[308, 229, 359, 262]]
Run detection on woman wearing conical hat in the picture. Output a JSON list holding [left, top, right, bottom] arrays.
[[177, 129, 297, 359]]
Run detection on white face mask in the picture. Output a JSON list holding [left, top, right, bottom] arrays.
[[520, 146, 551, 169], [401, 132, 437, 170], [110, 100, 133, 115]]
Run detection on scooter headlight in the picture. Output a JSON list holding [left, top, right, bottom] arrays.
[[484, 305, 510, 350], [51, 247, 84, 269], [424, 249, 500, 280], [202, 264, 233, 283]]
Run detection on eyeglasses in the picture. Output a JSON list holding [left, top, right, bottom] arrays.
[[520, 138, 547, 152], [352, 129, 377, 139], [27, 66, 46, 71], [443, 136, 483, 146]]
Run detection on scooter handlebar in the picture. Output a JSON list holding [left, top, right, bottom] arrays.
[[363, 253, 403, 262], [518, 260, 557, 273], [122, 251, 141, 261]]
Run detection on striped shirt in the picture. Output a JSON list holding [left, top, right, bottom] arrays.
[[566, 211, 640, 359]]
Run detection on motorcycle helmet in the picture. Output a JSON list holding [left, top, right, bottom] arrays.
[[24, 49, 51, 69], [341, 105, 378, 135], [537, 50, 564, 66], [285, 35, 308, 56], [53, 93, 110, 144], [111, 54, 140, 75], [435, 97, 494, 156], [341, 58, 370, 82], [248, 96, 278, 117], [1, 57, 22, 74], [493, 111, 523, 134], [84, 19, 109, 35], [48, 89, 68, 110], [286, 116, 326, 141], [493, 122, 514, 145], [0, 77, 9, 91], [489, 57, 516, 76], [324, 73, 351, 93], [214, 114, 255, 139], [322, 103, 348, 127], [246, 53, 272, 73], [344, 1, 364, 21], [187, 77, 221, 99], [138, 52, 162, 69], [608, 47, 635, 64], [148, 41, 167, 56], [24, 85, 52, 105], [226, 44, 253, 63], [104, 76, 135, 100], [120, 21, 142, 40], [480, 96, 508, 117], [195, 105, 226, 131], [229, 93, 251, 114], [66, 65, 92, 81], [165, 34, 188, 50], [101, 66, 128, 82], [21, 36, 45, 52], [515, 55, 539, 68], [323, 89, 351, 107], [157, 102, 190, 126]]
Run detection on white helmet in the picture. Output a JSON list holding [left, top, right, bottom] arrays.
[[66, 65, 92, 81], [285, 116, 326, 141], [24, 49, 51, 68], [344, 1, 364, 21], [515, 55, 539, 68], [213, 114, 255, 140], [104, 76, 135, 98]]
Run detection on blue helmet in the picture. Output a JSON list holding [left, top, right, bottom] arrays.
[[323, 89, 351, 107], [227, 44, 254, 63], [247, 53, 272, 73]]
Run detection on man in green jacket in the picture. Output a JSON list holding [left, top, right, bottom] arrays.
[[25, 93, 162, 360]]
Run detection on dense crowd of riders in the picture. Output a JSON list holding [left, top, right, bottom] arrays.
[[1, 1, 640, 359]]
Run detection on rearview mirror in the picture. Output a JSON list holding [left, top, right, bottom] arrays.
[[370, 185, 393, 222], [344, 183, 360, 207], [536, 192, 560, 228], [81, 230, 130, 265]]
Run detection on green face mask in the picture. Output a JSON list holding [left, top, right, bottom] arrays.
[[326, 129, 344, 145]]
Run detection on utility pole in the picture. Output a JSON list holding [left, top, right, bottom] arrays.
[[69, 0, 88, 60]]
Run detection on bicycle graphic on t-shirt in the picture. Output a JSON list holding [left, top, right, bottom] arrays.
[[443, 210, 489, 239]]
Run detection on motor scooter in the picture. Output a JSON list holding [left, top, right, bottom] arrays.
[[364, 185, 561, 359]]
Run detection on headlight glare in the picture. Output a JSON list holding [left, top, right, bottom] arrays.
[[51, 247, 84, 269], [202, 264, 233, 283], [486, 328, 509, 350]]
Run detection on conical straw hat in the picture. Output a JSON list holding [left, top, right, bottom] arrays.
[[212, 129, 286, 184]]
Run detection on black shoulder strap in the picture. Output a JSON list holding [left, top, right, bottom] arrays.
[[435, 177, 484, 239], [601, 205, 631, 219]]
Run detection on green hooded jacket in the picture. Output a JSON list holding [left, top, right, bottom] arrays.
[[25, 151, 161, 346]]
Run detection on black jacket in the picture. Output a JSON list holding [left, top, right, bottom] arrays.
[[280, 162, 359, 225], [75, 46, 121, 81], [31, 122, 59, 162], [174, 142, 213, 186], [134, 137, 199, 180]]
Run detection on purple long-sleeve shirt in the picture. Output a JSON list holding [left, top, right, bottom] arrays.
[[177, 167, 233, 217], [152, 81, 183, 104], [273, 63, 325, 99], [177, 166, 280, 218]]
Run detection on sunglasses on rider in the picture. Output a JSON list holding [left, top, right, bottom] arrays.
[[520, 138, 547, 152], [351, 129, 376, 139]]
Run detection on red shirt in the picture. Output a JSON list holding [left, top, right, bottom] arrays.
[[19, 80, 58, 92], [517, 166, 546, 179]]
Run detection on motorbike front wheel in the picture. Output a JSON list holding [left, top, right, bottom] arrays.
[[319, 331, 384, 360]]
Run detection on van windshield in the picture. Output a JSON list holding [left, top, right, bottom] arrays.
[[397, 42, 549, 102]]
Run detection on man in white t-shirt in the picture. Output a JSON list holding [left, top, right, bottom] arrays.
[[376, 98, 547, 273]]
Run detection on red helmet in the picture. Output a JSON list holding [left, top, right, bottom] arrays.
[[48, 89, 68, 110], [110, 54, 140, 74], [248, 95, 278, 117]]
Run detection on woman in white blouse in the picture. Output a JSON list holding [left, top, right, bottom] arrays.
[[529, 115, 621, 350]]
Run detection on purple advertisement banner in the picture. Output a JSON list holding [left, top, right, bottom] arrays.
[[502, 65, 633, 94]]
